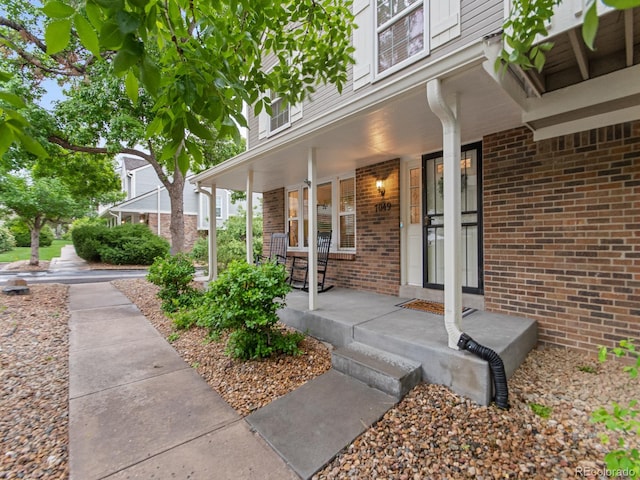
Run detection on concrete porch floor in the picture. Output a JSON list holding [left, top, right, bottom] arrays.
[[279, 288, 537, 406]]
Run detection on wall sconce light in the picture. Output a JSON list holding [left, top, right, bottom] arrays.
[[376, 179, 385, 198]]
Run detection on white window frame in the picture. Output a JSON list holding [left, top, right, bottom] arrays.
[[268, 90, 291, 136], [215, 195, 222, 219], [374, 0, 430, 79], [285, 173, 356, 253]]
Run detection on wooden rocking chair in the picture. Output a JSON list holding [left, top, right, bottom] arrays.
[[289, 231, 333, 292]]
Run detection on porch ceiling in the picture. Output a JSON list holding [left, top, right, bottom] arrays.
[[520, 8, 640, 96], [195, 64, 522, 193]]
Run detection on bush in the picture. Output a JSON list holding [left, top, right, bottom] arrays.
[[147, 253, 201, 314], [99, 234, 169, 265], [216, 209, 263, 272], [0, 225, 15, 252], [189, 236, 208, 264], [72, 224, 109, 261], [198, 260, 301, 360], [72, 223, 169, 264], [7, 219, 54, 247], [591, 340, 639, 478]]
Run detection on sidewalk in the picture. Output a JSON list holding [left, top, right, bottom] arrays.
[[50, 244, 90, 272], [68, 282, 298, 480]]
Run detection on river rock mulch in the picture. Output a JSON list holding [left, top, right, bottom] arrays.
[[314, 347, 637, 480], [2, 278, 637, 480], [1, 284, 69, 480]]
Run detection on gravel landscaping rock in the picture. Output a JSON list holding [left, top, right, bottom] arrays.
[[1, 284, 69, 479], [1, 277, 636, 480]]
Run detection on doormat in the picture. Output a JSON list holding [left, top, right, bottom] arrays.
[[397, 299, 475, 317]]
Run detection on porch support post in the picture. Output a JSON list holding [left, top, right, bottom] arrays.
[[246, 170, 254, 264], [209, 184, 218, 281], [307, 147, 318, 311], [427, 78, 464, 350]]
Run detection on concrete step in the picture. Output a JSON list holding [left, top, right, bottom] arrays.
[[332, 342, 422, 400]]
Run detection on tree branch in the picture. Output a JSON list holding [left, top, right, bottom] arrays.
[[0, 16, 94, 76], [48, 136, 153, 162]]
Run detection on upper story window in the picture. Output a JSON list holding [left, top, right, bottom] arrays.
[[269, 91, 290, 134], [376, 0, 426, 74], [286, 175, 356, 251]]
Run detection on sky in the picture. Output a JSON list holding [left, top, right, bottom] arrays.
[[38, 78, 64, 111]]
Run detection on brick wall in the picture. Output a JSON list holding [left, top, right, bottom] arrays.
[[262, 188, 285, 256], [483, 122, 640, 353], [147, 213, 198, 251], [261, 159, 401, 295]]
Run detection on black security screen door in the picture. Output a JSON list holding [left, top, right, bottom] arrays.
[[422, 142, 483, 294]]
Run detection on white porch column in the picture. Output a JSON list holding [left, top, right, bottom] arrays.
[[156, 186, 161, 235], [246, 170, 254, 264], [307, 147, 318, 310], [427, 79, 464, 349], [209, 184, 218, 281]]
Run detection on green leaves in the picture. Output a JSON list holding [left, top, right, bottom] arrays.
[[604, 0, 640, 7], [45, 19, 71, 54], [582, 0, 599, 50], [74, 13, 101, 56], [124, 70, 139, 103], [42, 0, 75, 18]]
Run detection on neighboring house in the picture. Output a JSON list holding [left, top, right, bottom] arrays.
[[99, 155, 260, 250], [192, 0, 639, 355]]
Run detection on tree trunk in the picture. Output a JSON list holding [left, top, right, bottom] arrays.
[[167, 170, 186, 254], [29, 220, 41, 266]]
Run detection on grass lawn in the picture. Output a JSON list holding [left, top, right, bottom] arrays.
[[0, 239, 73, 263]]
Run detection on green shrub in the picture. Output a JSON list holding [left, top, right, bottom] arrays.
[[0, 225, 16, 252], [72, 223, 169, 264], [72, 224, 109, 261], [591, 339, 639, 478], [216, 209, 263, 272], [198, 260, 300, 360], [99, 235, 169, 265], [190, 236, 208, 264], [147, 253, 201, 314], [7, 219, 54, 247]]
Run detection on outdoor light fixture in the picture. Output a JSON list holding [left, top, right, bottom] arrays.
[[376, 179, 385, 198]]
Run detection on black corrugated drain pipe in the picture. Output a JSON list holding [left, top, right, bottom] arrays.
[[457, 333, 510, 410]]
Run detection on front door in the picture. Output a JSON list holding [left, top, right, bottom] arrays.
[[422, 142, 483, 294]]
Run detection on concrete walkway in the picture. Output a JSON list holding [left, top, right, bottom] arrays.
[[50, 244, 90, 272], [62, 244, 404, 479], [68, 282, 299, 480]]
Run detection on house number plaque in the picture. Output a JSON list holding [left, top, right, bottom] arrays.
[[375, 202, 392, 213]]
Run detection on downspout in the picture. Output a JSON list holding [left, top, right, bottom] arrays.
[[156, 186, 161, 236], [426, 78, 510, 409], [195, 183, 217, 281], [426, 78, 464, 350], [246, 170, 254, 264], [108, 210, 120, 226], [307, 147, 318, 311]]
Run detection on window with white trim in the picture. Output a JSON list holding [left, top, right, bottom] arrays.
[[376, 0, 427, 74], [286, 175, 356, 251], [269, 90, 290, 134], [215, 195, 222, 218]]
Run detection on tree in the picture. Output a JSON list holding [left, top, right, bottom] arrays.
[[0, 175, 86, 265], [43, 60, 243, 253], [1, 0, 354, 165], [501, 0, 640, 72]]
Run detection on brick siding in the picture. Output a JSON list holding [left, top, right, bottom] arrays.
[[147, 213, 198, 251], [483, 122, 640, 353], [262, 159, 401, 296]]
